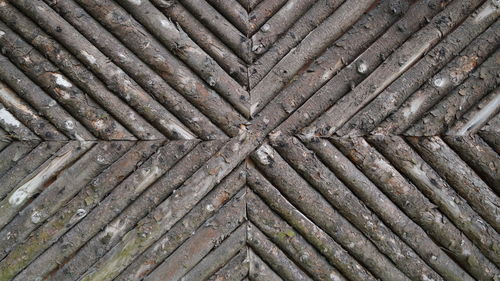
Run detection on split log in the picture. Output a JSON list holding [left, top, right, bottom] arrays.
[[274, 0, 440, 136], [406, 51, 499, 136], [250, 0, 374, 116], [304, 0, 484, 137], [407, 136, 500, 232], [247, 165, 376, 281], [44, 0, 226, 140], [0, 141, 93, 232], [332, 137, 499, 280], [251, 144, 410, 281], [0, 54, 93, 140], [369, 135, 500, 267], [247, 190, 347, 281], [0, 23, 133, 140], [69, 0, 247, 136], [117, 0, 251, 117], [179, 0, 252, 63], [447, 87, 500, 136], [14, 140, 220, 281], [303, 137, 473, 281], [444, 135, 499, 192], [248, 0, 344, 88], [151, 0, 248, 87], [0, 101, 38, 140], [337, 0, 500, 136], [0, 141, 63, 201], [207, 248, 248, 281], [114, 166, 245, 281], [247, 223, 312, 281], [145, 195, 246, 281], [375, 21, 500, 135], [10, 0, 195, 140], [0, 81, 65, 140], [0, 141, 162, 281]]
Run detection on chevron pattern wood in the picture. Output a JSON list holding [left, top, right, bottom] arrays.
[[0, 0, 498, 280]]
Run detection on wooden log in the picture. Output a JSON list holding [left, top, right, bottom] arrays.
[[406, 51, 499, 136], [304, 0, 484, 137], [0, 54, 94, 140], [206, 0, 249, 35], [0, 23, 133, 140], [272, 135, 449, 281], [75, 135, 251, 281], [407, 136, 500, 232], [303, 137, 473, 281], [238, 0, 263, 11], [332, 137, 499, 280], [247, 165, 376, 281], [116, 0, 251, 117], [444, 135, 499, 193], [479, 116, 500, 152], [0, 101, 38, 141], [248, 248, 283, 281], [0, 141, 64, 201], [0, 141, 94, 232], [181, 226, 247, 281], [0, 128, 10, 151], [179, 0, 252, 63], [42, 140, 199, 281], [250, 0, 316, 56], [69, 0, 247, 137], [447, 87, 500, 136], [247, 190, 348, 281], [251, 144, 410, 281], [273, 0, 438, 136], [207, 248, 248, 281], [9, 0, 196, 140], [247, 223, 312, 281], [247, 0, 288, 35], [44, 0, 226, 140], [0, 141, 38, 179], [369, 135, 500, 267], [0, 1, 164, 140], [337, 0, 500, 136], [114, 166, 245, 281], [0, 141, 131, 266], [15, 140, 219, 281], [0, 81, 65, 140], [248, 0, 344, 88], [0, 141, 162, 281], [250, 0, 374, 116], [151, 0, 248, 87], [374, 21, 500, 135], [145, 195, 246, 281]]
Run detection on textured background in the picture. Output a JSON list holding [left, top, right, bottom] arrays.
[[0, 0, 498, 280]]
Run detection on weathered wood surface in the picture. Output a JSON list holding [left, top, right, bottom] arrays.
[[1, 0, 498, 280]]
